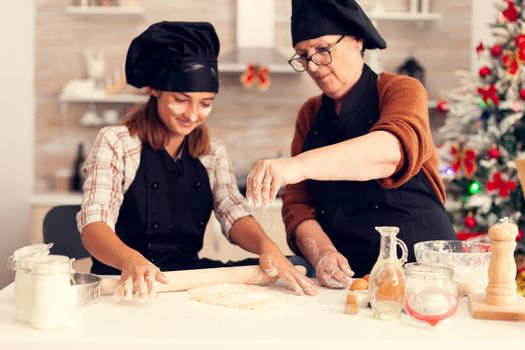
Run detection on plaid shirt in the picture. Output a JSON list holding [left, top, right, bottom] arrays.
[[76, 125, 251, 239]]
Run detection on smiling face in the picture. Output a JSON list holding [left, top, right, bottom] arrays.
[[153, 90, 216, 137], [293, 35, 365, 100]]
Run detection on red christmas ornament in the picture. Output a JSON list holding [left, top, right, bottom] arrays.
[[491, 43, 503, 57], [517, 230, 523, 241], [503, 0, 518, 22], [479, 66, 491, 78], [436, 99, 448, 113], [516, 34, 525, 49], [455, 231, 485, 241], [487, 145, 501, 159], [477, 84, 499, 106], [486, 172, 517, 197], [520, 89, 525, 100], [464, 213, 477, 229]]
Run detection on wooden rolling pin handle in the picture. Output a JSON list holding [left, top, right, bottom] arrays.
[[100, 264, 307, 296]]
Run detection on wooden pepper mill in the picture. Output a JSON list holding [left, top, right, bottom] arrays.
[[485, 219, 518, 306]]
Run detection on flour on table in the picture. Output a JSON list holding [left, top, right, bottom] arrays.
[[187, 284, 280, 309]]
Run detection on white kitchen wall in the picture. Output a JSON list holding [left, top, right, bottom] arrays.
[[0, 1, 35, 288], [471, 0, 498, 72]]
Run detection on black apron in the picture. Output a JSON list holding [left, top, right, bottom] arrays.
[[302, 65, 456, 277], [91, 142, 258, 275]]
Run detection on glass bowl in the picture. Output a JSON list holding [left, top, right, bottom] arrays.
[[413, 240, 491, 293]]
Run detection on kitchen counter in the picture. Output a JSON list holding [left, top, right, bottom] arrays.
[[0, 281, 522, 350], [30, 192, 83, 206]]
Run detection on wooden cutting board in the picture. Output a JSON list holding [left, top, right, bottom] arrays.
[[468, 293, 525, 321]]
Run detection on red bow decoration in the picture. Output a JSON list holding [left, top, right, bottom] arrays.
[[503, 0, 518, 22], [477, 84, 499, 107], [240, 64, 272, 91], [502, 44, 525, 75], [450, 145, 477, 179], [486, 172, 516, 197]]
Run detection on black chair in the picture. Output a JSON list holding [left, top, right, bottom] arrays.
[[42, 205, 90, 259]]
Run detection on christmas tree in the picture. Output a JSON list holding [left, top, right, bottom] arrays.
[[436, 0, 525, 275]]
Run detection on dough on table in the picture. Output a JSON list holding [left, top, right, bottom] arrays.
[[187, 284, 280, 309]]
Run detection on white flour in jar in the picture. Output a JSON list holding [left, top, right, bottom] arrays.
[[14, 269, 33, 322], [30, 255, 72, 330], [8, 243, 51, 322]]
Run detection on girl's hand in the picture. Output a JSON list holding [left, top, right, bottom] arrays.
[[115, 252, 168, 302]]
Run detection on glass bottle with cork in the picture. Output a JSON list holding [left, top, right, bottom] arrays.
[[368, 226, 408, 320], [70, 142, 85, 192]]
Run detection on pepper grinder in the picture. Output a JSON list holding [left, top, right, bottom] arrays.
[[486, 219, 518, 306]]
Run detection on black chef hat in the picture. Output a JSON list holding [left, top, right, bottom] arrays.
[[291, 0, 386, 50], [125, 21, 220, 93]]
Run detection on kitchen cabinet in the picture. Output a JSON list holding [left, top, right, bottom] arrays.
[[30, 193, 292, 271]]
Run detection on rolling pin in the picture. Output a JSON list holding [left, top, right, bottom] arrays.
[[100, 264, 307, 295]]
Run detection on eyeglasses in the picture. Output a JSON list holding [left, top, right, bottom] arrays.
[[288, 36, 345, 72]]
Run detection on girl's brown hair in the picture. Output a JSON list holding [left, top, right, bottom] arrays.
[[122, 96, 211, 158]]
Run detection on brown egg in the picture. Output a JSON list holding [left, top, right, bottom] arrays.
[[349, 278, 369, 291], [363, 274, 370, 281]]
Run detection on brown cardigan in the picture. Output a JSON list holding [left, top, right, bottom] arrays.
[[281, 72, 446, 251]]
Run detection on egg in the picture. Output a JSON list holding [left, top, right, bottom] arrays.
[[349, 278, 369, 291], [363, 274, 370, 281]]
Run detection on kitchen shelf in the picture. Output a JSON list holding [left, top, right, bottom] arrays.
[[369, 12, 443, 21], [59, 92, 148, 104], [58, 87, 148, 117], [65, 5, 145, 16], [219, 62, 293, 74], [219, 48, 295, 74]]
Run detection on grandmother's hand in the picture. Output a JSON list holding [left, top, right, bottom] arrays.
[[246, 157, 305, 207], [114, 252, 168, 302], [259, 244, 318, 296], [315, 250, 354, 289]]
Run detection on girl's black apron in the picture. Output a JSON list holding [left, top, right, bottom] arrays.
[[91, 142, 257, 275], [302, 65, 456, 276]]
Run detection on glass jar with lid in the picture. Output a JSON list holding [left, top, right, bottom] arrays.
[[29, 255, 73, 330], [7, 243, 52, 322], [403, 262, 458, 327]]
